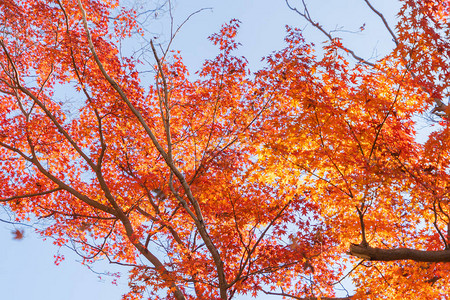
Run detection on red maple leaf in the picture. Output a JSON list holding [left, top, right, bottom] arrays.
[[12, 229, 24, 240]]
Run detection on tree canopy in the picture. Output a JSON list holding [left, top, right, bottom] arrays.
[[0, 0, 449, 299]]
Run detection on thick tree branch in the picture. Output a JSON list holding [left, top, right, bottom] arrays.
[[76, 2, 229, 298], [349, 243, 450, 262]]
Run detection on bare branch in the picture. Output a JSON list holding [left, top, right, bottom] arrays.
[[261, 288, 352, 300], [362, 0, 398, 45], [286, 0, 375, 67]]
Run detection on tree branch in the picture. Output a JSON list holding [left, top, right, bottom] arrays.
[[349, 243, 450, 262], [362, 0, 398, 45], [0, 187, 63, 202], [286, 0, 375, 67], [261, 289, 352, 300]]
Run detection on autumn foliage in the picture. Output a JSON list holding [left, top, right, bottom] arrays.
[[0, 0, 450, 299]]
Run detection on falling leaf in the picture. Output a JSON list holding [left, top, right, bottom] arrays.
[[12, 229, 24, 240]]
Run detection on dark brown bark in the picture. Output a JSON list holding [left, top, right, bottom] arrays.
[[349, 243, 450, 262]]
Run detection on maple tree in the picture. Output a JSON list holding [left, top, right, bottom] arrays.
[[0, 0, 449, 299]]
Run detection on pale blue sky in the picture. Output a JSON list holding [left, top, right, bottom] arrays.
[[0, 1, 400, 299]]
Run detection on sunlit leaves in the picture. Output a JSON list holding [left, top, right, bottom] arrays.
[[1, 0, 450, 299]]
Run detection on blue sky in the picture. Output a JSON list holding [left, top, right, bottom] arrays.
[[0, 0, 400, 299], [0, 223, 128, 300]]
